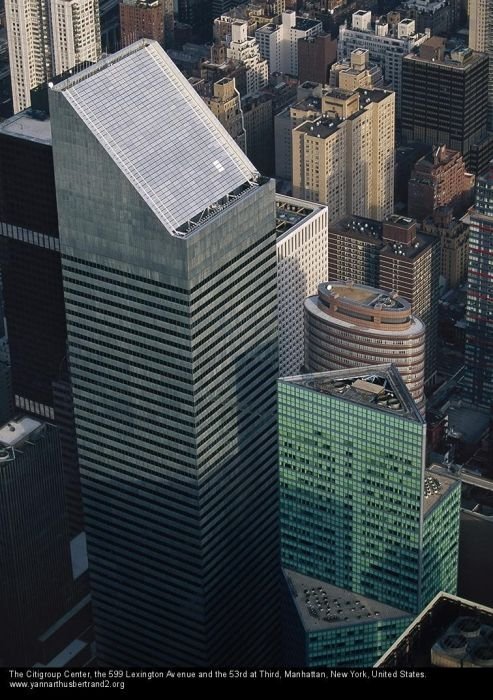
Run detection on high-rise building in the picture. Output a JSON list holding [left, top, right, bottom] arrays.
[[0, 108, 66, 416], [50, 0, 101, 76], [49, 39, 279, 666], [402, 40, 491, 175], [0, 416, 73, 665], [255, 11, 322, 77], [304, 281, 426, 411], [227, 21, 269, 97], [274, 85, 321, 182], [292, 87, 395, 223], [326, 214, 440, 383], [408, 146, 474, 221], [275, 195, 328, 376], [279, 365, 461, 666], [0, 102, 84, 537], [337, 11, 427, 115], [329, 48, 384, 91], [469, 0, 493, 132], [379, 216, 440, 384], [297, 33, 337, 86], [5, 0, 101, 114], [463, 165, 493, 409], [206, 77, 246, 152], [119, 0, 166, 47]]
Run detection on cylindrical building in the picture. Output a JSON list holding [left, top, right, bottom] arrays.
[[305, 280, 425, 411]]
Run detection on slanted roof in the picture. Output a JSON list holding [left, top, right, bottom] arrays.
[[53, 40, 259, 235]]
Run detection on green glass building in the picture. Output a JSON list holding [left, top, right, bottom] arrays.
[[279, 364, 460, 666]]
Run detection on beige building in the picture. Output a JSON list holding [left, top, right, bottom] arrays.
[[292, 87, 395, 222], [329, 49, 384, 90], [304, 281, 426, 412], [206, 77, 246, 151], [5, 0, 101, 114], [469, 0, 493, 130], [226, 21, 269, 97]]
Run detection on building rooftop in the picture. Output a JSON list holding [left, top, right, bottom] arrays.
[[51, 40, 260, 237], [422, 471, 459, 517], [280, 365, 424, 424], [284, 568, 411, 632], [376, 592, 493, 668], [305, 282, 425, 339], [407, 45, 486, 69], [0, 417, 44, 450], [322, 280, 409, 310], [275, 195, 326, 241], [297, 116, 341, 139], [380, 230, 435, 260], [329, 215, 383, 242], [0, 109, 52, 145], [295, 18, 321, 32]]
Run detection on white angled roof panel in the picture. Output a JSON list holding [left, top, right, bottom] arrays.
[[54, 40, 259, 235]]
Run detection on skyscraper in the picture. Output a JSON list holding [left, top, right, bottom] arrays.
[[279, 365, 461, 666], [49, 40, 279, 666], [0, 416, 73, 665], [5, 0, 101, 114], [463, 164, 493, 409], [402, 39, 491, 174], [292, 87, 395, 222], [469, 0, 493, 131]]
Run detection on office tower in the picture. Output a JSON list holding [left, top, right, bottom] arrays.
[[422, 208, 470, 289], [408, 146, 474, 221], [292, 87, 395, 223], [5, 0, 101, 114], [326, 214, 440, 383], [377, 592, 493, 668], [242, 93, 274, 175], [119, 0, 166, 47], [276, 196, 328, 376], [298, 33, 336, 85], [402, 40, 491, 175], [304, 281, 426, 411], [279, 365, 460, 666], [338, 11, 427, 115], [0, 416, 73, 665], [0, 109, 67, 416], [227, 21, 268, 97], [329, 48, 384, 90], [379, 216, 440, 384], [469, 0, 493, 131], [463, 165, 493, 409], [255, 11, 322, 77], [49, 40, 279, 666], [206, 77, 246, 151]]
